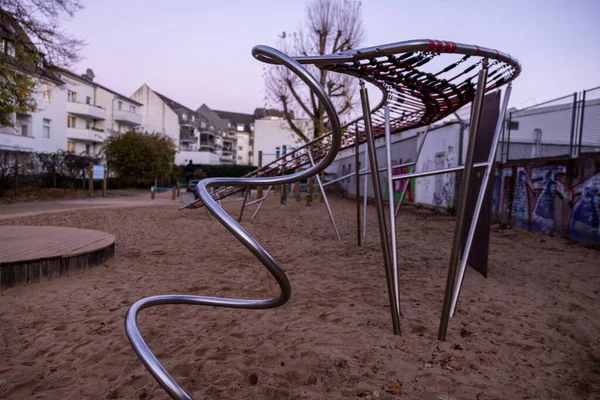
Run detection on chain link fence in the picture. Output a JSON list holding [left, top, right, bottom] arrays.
[[498, 86, 600, 161]]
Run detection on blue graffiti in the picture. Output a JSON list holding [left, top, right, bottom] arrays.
[[569, 173, 600, 243], [530, 166, 567, 234], [512, 167, 532, 229]]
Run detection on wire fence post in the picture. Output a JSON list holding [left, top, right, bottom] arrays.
[[577, 90, 587, 157], [569, 92, 578, 159]]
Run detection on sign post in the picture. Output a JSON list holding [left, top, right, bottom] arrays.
[[91, 164, 106, 197]]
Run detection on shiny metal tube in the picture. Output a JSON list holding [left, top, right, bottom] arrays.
[[124, 45, 342, 400], [363, 146, 368, 238], [307, 149, 341, 241], [391, 162, 487, 181], [360, 80, 401, 335], [449, 84, 512, 317], [384, 104, 401, 318], [394, 125, 431, 217], [250, 185, 272, 220], [438, 58, 489, 341], [237, 187, 250, 222], [323, 169, 367, 187], [355, 124, 362, 247]]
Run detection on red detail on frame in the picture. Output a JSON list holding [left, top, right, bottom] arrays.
[[475, 46, 481, 56], [427, 39, 435, 52]]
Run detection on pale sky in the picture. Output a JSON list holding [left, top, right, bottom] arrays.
[[63, 0, 599, 115]]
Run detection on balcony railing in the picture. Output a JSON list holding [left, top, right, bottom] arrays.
[[114, 109, 142, 126], [66, 127, 106, 143], [67, 101, 106, 120], [180, 135, 196, 143]]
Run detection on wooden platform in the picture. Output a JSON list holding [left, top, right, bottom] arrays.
[[0, 226, 115, 289]]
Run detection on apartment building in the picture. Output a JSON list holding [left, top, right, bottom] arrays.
[[213, 110, 255, 165], [197, 104, 235, 165], [253, 117, 310, 166], [59, 69, 142, 156]]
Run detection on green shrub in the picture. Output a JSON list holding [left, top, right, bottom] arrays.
[[104, 131, 176, 187]]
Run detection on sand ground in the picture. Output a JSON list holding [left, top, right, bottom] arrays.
[[0, 194, 599, 399]]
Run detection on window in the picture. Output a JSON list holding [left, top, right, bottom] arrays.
[[209, 125, 214, 131], [86, 96, 91, 105], [238, 146, 243, 151], [67, 115, 76, 128], [250, 124, 254, 132], [200, 121, 206, 129], [67, 140, 76, 153], [238, 156, 242, 161], [86, 120, 91, 129], [129, 105, 135, 113], [6, 41, 15, 57], [236, 123, 244, 132], [43, 84, 51, 103], [68, 90, 76, 102], [43, 119, 50, 139], [118, 101, 122, 110], [21, 124, 28, 137], [85, 144, 91, 154], [191, 115, 195, 122], [182, 114, 187, 120]]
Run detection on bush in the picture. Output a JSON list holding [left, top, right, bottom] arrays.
[[104, 131, 176, 187]]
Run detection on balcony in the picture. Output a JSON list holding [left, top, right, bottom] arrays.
[[66, 127, 105, 143], [220, 153, 234, 163], [114, 109, 142, 126], [66, 101, 106, 120]]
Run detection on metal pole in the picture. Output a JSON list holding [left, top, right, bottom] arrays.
[[360, 80, 401, 335], [506, 112, 512, 161], [251, 185, 272, 220], [308, 149, 341, 241], [395, 125, 431, 217], [577, 90, 586, 157], [449, 84, 512, 318], [392, 162, 487, 181], [439, 58, 489, 341], [384, 104, 401, 318], [237, 187, 250, 222], [362, 143, 369, 238], [355, 124, 362, 246], [569, 92, 578, 159]]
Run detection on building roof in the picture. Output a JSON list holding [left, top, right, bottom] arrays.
[[153, 91, 197, 116], [59, 69, 143, 106], [213, 110, 255, 126], [197, 104, 228, 131]]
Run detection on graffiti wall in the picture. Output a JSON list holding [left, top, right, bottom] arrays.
[[492, 153, 600, 244], [384, 158, 416, 203]]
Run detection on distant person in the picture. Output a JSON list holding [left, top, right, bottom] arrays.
[[184, 160, 195, 183]]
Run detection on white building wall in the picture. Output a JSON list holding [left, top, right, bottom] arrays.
[[0, 79, 68, 153], [236, 132, 250, 165], [414, 123, 463, 208], [131, 84, 179, 146], [176, 151, 220, 165], [253, 118, 310, 166]]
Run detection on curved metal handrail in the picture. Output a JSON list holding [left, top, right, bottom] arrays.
[[124, 45, 342, 400]]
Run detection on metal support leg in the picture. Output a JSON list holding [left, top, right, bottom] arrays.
[[355, 124, 362, 247], [439, 58, 489, 341], [237, 187, 250, 223], [450, 84, 512, 317], [308, 150, 341, 241], [384, 104, 401, 318], [251, 185, 272, 220], [360, 80, 401, 335], [395, 125, 431, 217], [362, 144, 369, 238]]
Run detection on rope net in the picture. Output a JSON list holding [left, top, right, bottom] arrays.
[[187, 39, 520, 206]]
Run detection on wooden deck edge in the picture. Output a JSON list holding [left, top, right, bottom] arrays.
[[0, 243, 115, 290]]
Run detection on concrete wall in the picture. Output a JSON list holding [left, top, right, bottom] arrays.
[[131, 84, 180, 146], [491, 153, 600, 245], [253, 118, 310, 166], [176, 150, 220, 165], [326, 122, 459, 205]]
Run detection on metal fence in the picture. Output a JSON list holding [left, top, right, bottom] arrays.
[[498, 86, 600, 161]]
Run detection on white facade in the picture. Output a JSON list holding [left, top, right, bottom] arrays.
[[130, 84, 179, 145], [236, 132, 250, 164], [0, 78, 67, 153], [175, 150, 220, 165], [253, 117, 311, 166], [0, 70, 143, 157]]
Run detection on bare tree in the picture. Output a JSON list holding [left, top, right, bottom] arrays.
[[0, 0, 84, 126], [263, 0, 364, 143]]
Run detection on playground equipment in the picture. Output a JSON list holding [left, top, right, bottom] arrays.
[[125, 39, 520, 399]]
